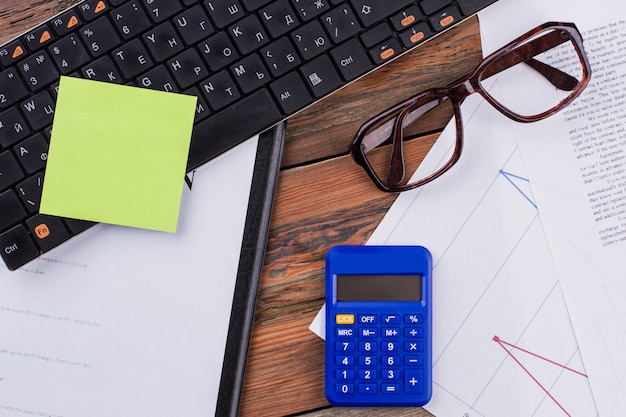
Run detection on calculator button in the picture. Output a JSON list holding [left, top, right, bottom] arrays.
[[336, 369, 354, 380], [335, 327, 354, 338], [359, 355, 377, 367], [382, 314, 400, 324], [359, 341, 377, 353], [382, 327, 400, 338], [358, 314, 377, 324], [405, 341, 424, 352], [359, 327, 377, 337], [382, 383, 400, 394], [382, 341, 400, 352], [335, 341, 354, 352], [381, 355, 399, 367], [404, 355, 424, 367], [381, 368, 400, 380], [336, 383, 354, 395], [335, 313, 354, 324], [405, 370, 424, 394], [405, 327, 423, 338], [358, 369, 377, 380], [404, 313, 423, 324], [335, 355, 354, 366], [358, 383, 377, 394]]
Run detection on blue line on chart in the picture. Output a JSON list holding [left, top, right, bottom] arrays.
[[499, 170, 537, 209]]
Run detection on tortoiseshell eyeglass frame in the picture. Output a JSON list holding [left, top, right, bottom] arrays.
[[350, 22, 592, 193]]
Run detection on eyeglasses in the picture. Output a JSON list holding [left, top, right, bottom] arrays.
[[350, 22, 591, 193]]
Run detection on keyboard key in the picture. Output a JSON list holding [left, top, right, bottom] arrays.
[[50, 9, 83, 37], [291, 20, 331, 60], [292, 0, 330, 22], [261, 37, 301, 77], [26, 214, 70, 252], [200, 70, 241, 110], [321, 5, 361, 43], [369, 38, 403, 64], [429, 6, 461, 31], [360, 22, 393, 48], [0, 68, 29, 110], [420, 0, 452, 15], [198, 32, 240, 71], [63, 218, 96, 235], [143, 22, 185, 61], [205, 0, 246, 28], [187, 88, 282, 169], [81, 17, 122, 57], [167, 49, 210, 89], [259, 54, 301, 92], [230, 54, 271, 94], [259, 0, 300, 38], [18, 51, 59, 91], [352, 0, 414, 27], [23, 24, 55, 52], [0, 108, 31, 147], [141, 0, 183, 23], [137, 65, 178, 91], [0, 40, 28, 67], [0, 224, 39, 271], [78, 0, 110, 21], [82, 55, 125, 83], [49, 34, 91, 74], [20, 91, 56, 131], [112, 39, 154, 78], [399, 22, 433, 47], [390, 6, 424, 31], [13, 133, 49, 174], [0, 189, 27, 231], [173, 5, 214, 45], [300, 54, 342, 97], [185, 87, 211, 121], [112, 1, 152, 40], [241, 0, 273, 10], [228, 15, 269, 55], [330, 38, 373, 81], [15, 172, 43, 214], [0, 151, 24, 191]]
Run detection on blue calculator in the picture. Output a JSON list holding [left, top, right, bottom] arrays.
[[325, 245, 433, 407]]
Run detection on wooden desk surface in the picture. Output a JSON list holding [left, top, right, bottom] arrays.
[[0, 2, 484, 415]]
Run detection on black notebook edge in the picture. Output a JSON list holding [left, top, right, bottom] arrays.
[[214, 121, 286, 417]]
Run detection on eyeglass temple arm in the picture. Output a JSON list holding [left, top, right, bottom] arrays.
[[481, 29, 579, 91]]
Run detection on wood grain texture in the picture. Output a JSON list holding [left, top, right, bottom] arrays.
[[0, 3, 484, 416]]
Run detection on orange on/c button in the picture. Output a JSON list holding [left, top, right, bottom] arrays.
[[336, 314, 355, 325]]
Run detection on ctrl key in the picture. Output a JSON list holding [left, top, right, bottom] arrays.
[[0, 225, 39, 271]]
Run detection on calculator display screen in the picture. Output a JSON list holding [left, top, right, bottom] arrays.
[[336, 274, 422, 302]]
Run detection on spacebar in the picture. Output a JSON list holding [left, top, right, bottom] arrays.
[[186, 89, 283, 171]]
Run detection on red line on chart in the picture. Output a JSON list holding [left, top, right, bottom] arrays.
[[493, 335, 588, 417]]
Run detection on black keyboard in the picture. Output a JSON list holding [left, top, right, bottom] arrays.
[[0, 0, 497, 271]]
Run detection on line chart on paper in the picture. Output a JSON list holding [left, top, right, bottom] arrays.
[[499, 169, 537, 209], [493, 335, 588, 417]]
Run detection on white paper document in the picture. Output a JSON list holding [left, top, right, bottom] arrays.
[[0, 136, 258, 416], [480, 1, 626, 415], [310, 83, 598, 415]]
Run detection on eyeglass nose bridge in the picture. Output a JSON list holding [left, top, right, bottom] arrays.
[[447, 78, 479, 103]]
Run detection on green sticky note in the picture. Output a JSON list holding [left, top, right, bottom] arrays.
[[40, 76, 197, 233]]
